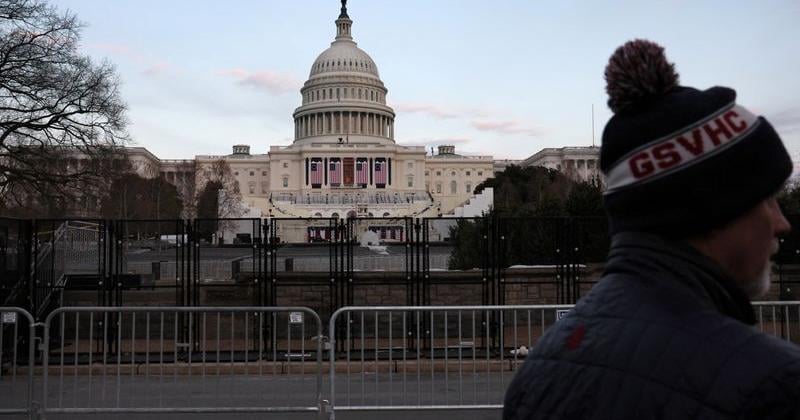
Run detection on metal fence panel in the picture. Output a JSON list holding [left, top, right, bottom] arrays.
[[41, 306, 324, 415], [0, 307, 35, 417], [327, 305, 572, 415], [327, 302, 800, 416]]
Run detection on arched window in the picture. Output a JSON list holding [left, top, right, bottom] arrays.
[[331, 213, 340, 219], [450, 181, 457, 194], [346, 210, 356, 219], [314, 212, 322, 217], [382, 212, 390, 217]]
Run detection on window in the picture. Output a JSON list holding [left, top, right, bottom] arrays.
[[383, 212, 390, 217], [451, 171, 456, 177], [436, 171, 441, 176], [425, 182, 430, 191], [450, 181, 457, 194], [407, 162, 413, 169], [407, 176, 413, 188], [314, 212, 322, 218], [261, 183, 268, 194], [283, 162, 288, 168], [477, 171, 483, 176], [466, 171, 471, 176], [466, 183, 472, 194], [249, 171, 254, 176], [436, 183, 442, 194], [248, 183, 255, 194], [262, 171, 267, 176], [425, 171, 430, 176], [234, 171, 239, 176], [282, 177, 289, 188]]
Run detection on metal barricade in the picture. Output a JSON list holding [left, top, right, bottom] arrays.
[[0, 307, 36, 418], [327, 305, 572, 416], [753, 301, 800, 344], [41, 306, 325, 417]]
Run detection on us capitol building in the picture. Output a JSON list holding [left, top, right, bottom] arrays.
[[127, 1, 602, 226]]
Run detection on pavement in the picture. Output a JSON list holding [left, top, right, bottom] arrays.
[[1, 371, 509, 419]]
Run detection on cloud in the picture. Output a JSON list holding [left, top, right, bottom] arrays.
[[391, 101, 495, 120], [217, 68, 302, 95], [471, 119, 544, 137], [142, 62, 171, 77], [393, 100, 542, 138], [770, 107, 800, 134], [402, 137, 471, 147], [393, 102, 460, 119], [91, 43, 174, 77]]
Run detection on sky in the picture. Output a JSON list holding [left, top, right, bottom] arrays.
[[50, 0, 800, 162]]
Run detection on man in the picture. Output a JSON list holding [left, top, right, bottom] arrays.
[[503, 39, 800, 419]]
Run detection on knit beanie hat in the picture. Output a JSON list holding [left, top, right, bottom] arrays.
[[600, 39, 792, 238]]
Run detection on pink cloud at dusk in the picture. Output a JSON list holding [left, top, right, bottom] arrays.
[[391, 102, 496, 120], [392, 102, 460, 119], [217, 68, 302, 95], [771, 107, 800, 135], [91, 43, 174, 77], [471, 119, 543, 137], [142, 62, 172, 76], [402, 137, 472, 147]]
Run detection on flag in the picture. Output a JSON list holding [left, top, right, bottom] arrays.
[[310, 160, 323, 185], [375, 160, 387, 185], [329, 160, 341, 186], [356, 159, 368, 185]]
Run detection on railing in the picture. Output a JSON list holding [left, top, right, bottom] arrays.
[[0, 307, 36, 418], [33, 221, 102, 317], [326, 305, 571, 416], [270, 192, 431, 205], [40, 306, 325, 416], [0, 302, 799, 418]]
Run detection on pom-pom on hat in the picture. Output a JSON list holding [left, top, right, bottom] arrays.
[[600, 39, 792, 238]]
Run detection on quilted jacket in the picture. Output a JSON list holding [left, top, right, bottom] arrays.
[[503, 232, 800, 419]]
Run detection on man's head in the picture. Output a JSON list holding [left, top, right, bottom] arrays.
[[599, 40, 793, 298], [688, 196, 790, 299]]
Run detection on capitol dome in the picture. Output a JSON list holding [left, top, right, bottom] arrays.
[[292, 1, 395, 146], [309, 43, 380, 79]]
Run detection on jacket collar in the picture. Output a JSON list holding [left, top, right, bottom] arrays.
[[606, 232, 757, 325]]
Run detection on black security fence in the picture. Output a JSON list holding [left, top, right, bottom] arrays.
[[8, 215, 800, 319], [775, 214, 800, 301]]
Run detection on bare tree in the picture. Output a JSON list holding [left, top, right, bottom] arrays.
[[0, 0, 127, 209], [174, 160, 200, 219], [205, 159, 243, 220]]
